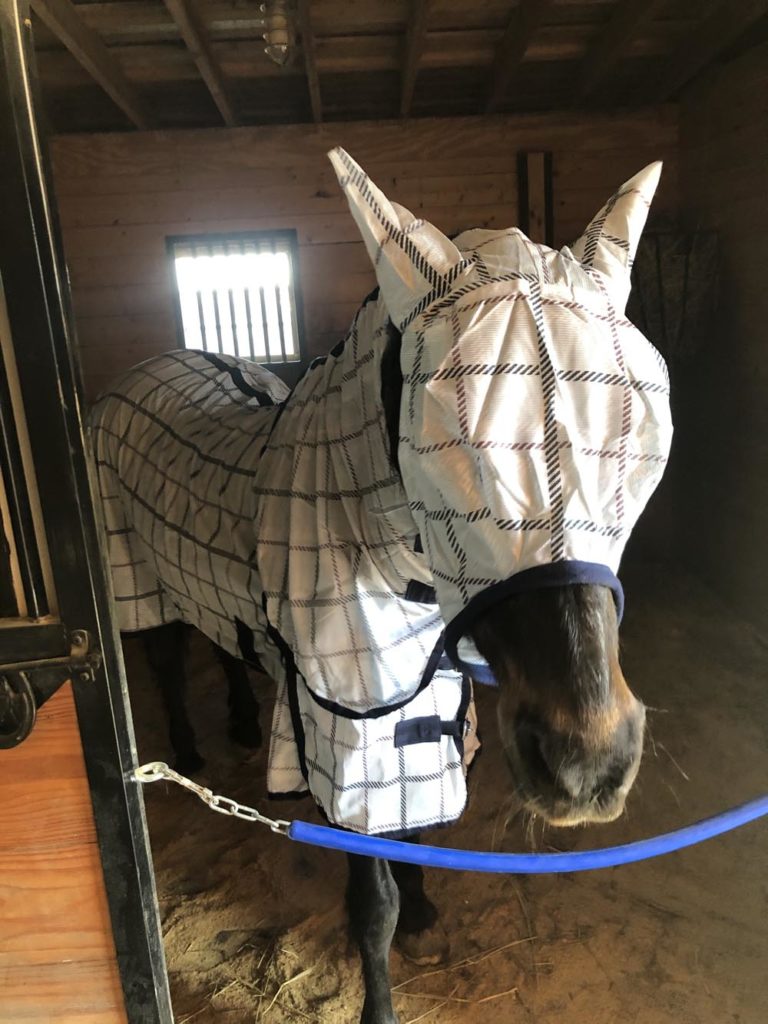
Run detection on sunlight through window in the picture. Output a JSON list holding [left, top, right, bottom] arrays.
[[169, 234, 301, 363]]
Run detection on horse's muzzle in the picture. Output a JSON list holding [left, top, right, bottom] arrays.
[[503, 700, 646, 826]]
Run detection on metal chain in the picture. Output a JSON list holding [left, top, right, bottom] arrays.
[[133, 761, 291, 835]]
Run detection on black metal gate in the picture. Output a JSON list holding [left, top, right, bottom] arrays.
[[0, 0, 172, 1018]]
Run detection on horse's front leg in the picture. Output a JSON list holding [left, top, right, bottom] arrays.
[[143, 621, 204, 774], [346, 854, 400, 1024], [390, 840, 448, 965], [211, 643, 262, 750]]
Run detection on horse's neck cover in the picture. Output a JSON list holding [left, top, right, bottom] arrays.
[[328, 148, 673, 660]]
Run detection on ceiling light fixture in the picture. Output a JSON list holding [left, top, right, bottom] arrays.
[[261, 1, 295, 67]]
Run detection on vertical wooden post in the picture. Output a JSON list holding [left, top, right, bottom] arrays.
[[517, 150, 554, 246]]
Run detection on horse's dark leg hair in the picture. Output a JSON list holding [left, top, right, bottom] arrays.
[[211, 643, 262, 749], [346, 854, 400, 1024], [142, 622, 204, 774], [389, 838, 438, 936]]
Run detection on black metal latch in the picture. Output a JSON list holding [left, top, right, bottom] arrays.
[[0, 629, 102, 749]]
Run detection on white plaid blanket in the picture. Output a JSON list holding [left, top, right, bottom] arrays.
[[92, 148, 672, 836], [93, 336, 470, 836]]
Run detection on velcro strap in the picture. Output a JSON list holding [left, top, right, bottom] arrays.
[[394, 715, 463, 747]]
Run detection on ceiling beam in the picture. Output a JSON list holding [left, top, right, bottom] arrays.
[[576, 0, 664, 101], [486, 0, 555, 113], [400, 0, 431, 118], [29, 0, 150, 129], [162, 0, 237, 127], [298, 0, 322, 123], [657, 0, 768, 99]]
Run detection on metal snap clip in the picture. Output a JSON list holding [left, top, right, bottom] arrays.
[[0, 671, 36, 749]]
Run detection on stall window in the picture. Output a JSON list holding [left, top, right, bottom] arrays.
[[168, 231, 303, 364]]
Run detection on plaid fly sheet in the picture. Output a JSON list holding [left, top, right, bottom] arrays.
[[92, 148, 672, 836]]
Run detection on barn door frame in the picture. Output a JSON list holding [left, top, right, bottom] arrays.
[[0, 1, 172, 1019]]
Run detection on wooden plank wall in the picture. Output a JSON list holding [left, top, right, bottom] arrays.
[[0, 684, 127, 1023], [49, 110, 679, 400], [676, 40, 768, 631]]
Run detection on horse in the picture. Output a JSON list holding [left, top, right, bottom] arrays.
[[91, 148, 672, 1023]]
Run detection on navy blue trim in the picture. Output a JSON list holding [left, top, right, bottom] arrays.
[[260, 595, 309, 781], [234, 616, 266, 674], [258, 389, 291, 456], [282, 663, 308, 780], [455, 674, 473, 760], [394, 715, 463, 748], [301, 630, 448, 720], [404, 579, 437, 603], [199, 351, 276, 405], [444, 561, 624, 679]]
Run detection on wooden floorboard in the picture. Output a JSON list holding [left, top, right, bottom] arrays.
[[0, 684, 127, 1023]]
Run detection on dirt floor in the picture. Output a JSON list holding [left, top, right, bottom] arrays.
[[126, 563, 768, 1024]]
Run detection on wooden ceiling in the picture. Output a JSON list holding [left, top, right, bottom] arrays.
[[30, 0, 768, 133]]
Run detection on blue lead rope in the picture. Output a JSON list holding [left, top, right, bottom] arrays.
[[133, 764, 768, 874], [289, 794, 768, 872]]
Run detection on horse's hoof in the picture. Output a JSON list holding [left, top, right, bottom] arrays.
[[228, 720, 262, 750], [395, 920, 450, 966], [174, 751, 205, 775]]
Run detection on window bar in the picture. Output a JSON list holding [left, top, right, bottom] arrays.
[[226, 243, 239, 358], [270, 237, 288, 362], [210, 243, 225, 354], [257, 246, 271, 363], [228, 288, 239, 357], [239, 239, 256, 359], [195, 291, 207, 350], [192, 244, 209, 351], [285, 245, 301, 361]]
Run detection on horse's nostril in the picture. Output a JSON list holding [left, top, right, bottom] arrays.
[[532, 739, 553, 782], [599, 762, 629, 796], [515, 716, 577, 793], [589, 760, 631, 805]]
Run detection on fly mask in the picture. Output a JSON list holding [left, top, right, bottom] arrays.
[[327, 148, 673, 678]]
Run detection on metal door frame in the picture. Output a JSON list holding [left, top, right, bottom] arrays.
[[0, 1, 172, 1018]]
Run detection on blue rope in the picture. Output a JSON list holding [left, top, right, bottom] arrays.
[[288, 794, 768, 872]]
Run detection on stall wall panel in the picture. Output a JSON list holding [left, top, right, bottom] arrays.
[[677, 40, 768, 630], [49, 110, 678, 400], [0, 684, 127, 1024]]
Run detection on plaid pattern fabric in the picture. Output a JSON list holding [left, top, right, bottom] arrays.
[[255, 295, 447, 713], [269, 663, 469, 834], [92, 343, 473, 836], [328, 149, 673, 637], [252, 290, 474, 831], [92, 350, 287, 657]]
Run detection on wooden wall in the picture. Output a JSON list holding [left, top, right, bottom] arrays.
[[676, 40, 768, 631], [49, 109, 679, 401], [0, 685, 127, 1023]]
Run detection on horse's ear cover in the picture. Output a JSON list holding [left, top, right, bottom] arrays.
[[569, 161, 662, 308], [328, 147, 464, 327], [331, 148, 663, 321]]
